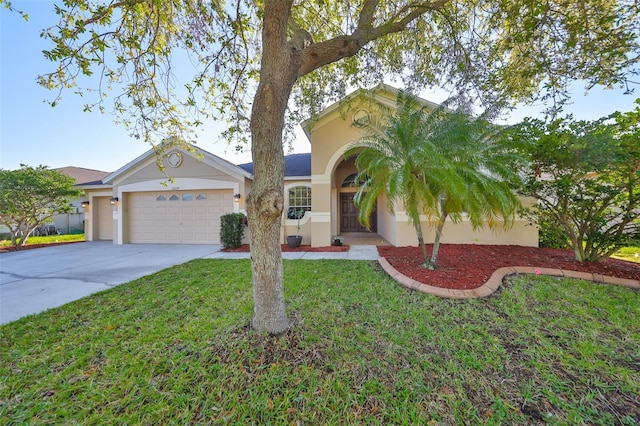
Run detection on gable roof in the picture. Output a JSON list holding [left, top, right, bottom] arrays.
[[238, 152, 311, 178], [300, 83, 442, 141], [103, 142, 252, 184], [55, 166, 110, 185]]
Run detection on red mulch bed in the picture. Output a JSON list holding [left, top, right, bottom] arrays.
[[378, 244, 640, 290], [222, 244, 350, 253], [0, 241, 84, 253]]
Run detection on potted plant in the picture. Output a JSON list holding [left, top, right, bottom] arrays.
[[286, 208, 305, 248]]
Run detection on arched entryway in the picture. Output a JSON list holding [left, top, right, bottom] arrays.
[[339, 174, 377, 232], [334, 156, 377, 233]]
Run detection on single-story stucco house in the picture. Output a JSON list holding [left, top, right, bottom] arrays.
[[79, 85, 538, 247]]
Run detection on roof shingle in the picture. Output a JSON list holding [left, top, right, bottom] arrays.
[[238, 153, 310, 177]]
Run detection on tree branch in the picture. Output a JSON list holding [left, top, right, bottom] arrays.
[[81, 0, 144, 27], [297, 0, 448, 77]]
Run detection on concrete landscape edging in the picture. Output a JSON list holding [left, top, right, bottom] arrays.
[[377, 257, 640, 299]]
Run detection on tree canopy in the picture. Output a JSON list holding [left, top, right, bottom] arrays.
[[5, 0, 639, 333], [8, 0, 635, 145], [0, 165, 82, 247], [512, 103, 640, 262]]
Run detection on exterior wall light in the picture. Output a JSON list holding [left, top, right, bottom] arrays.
[[233, 193, 241, 202], [110, 197, 119, 205], [81, 201, 90, 208]]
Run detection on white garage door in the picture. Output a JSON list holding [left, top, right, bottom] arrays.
[[128, 190, 235, 244]]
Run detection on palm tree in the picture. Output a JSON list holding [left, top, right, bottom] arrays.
[[347, 91, 523, 269]]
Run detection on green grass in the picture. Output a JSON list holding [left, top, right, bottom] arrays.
[[0, 234, 84, 247], [612, 246, 640, 263], [1, 260, 639, 424]]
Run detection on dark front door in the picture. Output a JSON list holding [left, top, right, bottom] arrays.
[[340, 193, 377, 232]]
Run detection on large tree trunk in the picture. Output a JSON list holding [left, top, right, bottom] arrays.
[[247, 0, 299, 335]]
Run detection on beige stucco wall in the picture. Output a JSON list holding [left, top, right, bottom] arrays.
[[80, 190, 114, 241], [376, 193, 397, 245], [306, 87, 539, 248], [392, 196, 539, 247], [115, 153, 241, 187], [394, 217, 538, 247], [282, 211, 312, 244], [103, 149, 247, 244], [308, 100, 377, 246], [310, 116, 363, 180]]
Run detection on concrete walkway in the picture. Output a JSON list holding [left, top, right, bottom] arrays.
[[206, 244, 379, 260], [0, 242, 379, 325]]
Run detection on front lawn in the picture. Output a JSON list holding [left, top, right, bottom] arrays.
[[0, 233, 85, 248], [1, 260, 638, 424], [613, 246, 640, 263]]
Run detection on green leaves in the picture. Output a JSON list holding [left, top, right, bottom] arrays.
[[0, 165, 83, 247], [512, 105, 640, 261], [30, 0, 640, 150], [349, 91, 523, 268]]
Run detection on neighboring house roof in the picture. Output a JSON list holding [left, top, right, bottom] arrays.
[[238, 153, 311, 178], [55, 166, 110, 185]]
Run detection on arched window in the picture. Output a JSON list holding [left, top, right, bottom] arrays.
[[287, 186, 311, 219], [342, 173, 358, 187], [342, 173, 367, 188]]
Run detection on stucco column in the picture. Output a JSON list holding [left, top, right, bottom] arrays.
[[310, 180, 332, 247]]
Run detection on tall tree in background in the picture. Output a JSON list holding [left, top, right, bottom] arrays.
[[348, 92, 522, 270], [4, 0, 638, 333], [512, 104, 640, 262], [0, 165, 82, 247]]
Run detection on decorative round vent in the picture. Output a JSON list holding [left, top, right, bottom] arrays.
[[352, 109, 370, 125], [166, 151, 182, 168]]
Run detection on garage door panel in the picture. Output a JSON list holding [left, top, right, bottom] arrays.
[[194, 233, 213, 242], [128, 189, 234, 244]]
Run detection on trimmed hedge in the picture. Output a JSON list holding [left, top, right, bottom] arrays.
[[220, 213, 246, 249]]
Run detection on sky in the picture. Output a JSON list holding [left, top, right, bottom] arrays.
[[2, 1, 639, 174]]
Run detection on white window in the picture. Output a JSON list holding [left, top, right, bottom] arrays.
[[287, 186, 311, 219]]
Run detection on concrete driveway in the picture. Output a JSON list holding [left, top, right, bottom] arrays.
[[0, 241, 222, 325]]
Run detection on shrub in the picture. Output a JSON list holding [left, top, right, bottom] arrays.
[[536, 208, 570, 249], [511, 110, 640, 262], [220, 213, 246, 249]]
